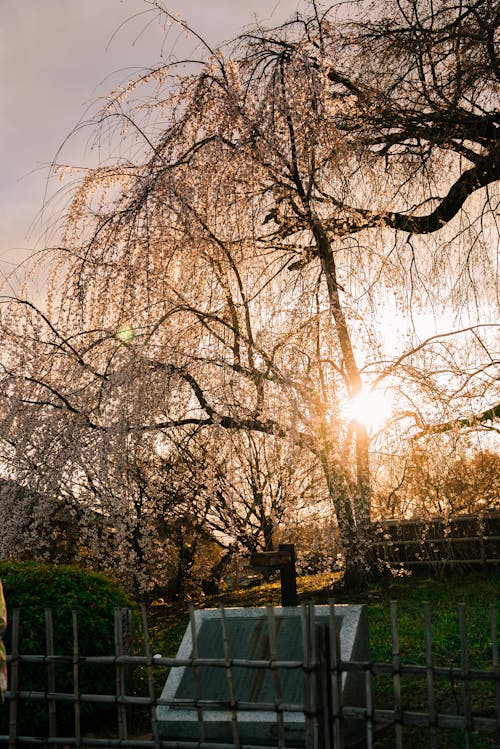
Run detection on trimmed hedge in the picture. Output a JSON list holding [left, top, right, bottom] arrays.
[[0, 561, 134, 736]]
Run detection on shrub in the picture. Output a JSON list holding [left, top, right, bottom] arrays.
[[0, 561, 133, 737]]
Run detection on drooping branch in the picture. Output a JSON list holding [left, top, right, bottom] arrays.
[[413, 401, 500, 438], [329, 160, 499, 236], [371, 324, 500, 388], [284, 159, 500, 252]]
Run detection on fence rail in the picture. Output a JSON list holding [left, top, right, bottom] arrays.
[[1, 601, 499, 748], [371, 511, 500, 571]]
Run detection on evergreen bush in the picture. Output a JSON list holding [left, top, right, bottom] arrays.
[[0, 561, 133, 737]]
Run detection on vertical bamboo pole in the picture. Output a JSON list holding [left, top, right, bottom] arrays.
[[266, 606, 286, 748], [423, 603, 437, 749], [219, 606, 240, 749], [301, 604, 321, 749], [365, 660, 374, 749], [8, 608, 20, 749], [45, 608, 57, 738], [310, 604, 319, 748], [490, 605, 500, 741], [459, 604, 473, 749], [114, 608, 128, 741], [72, 611, 81, 749], [301, 603, 316, 749], [141, 604, 160, 749], [479, 531, 486, 570], [390, 600, 402, 749], [315, 623, 333, 749], [189, 604, 205, 742], [328, 601, 343, 749], [124, 608, 134, 694]]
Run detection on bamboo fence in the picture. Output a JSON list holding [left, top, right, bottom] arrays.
[[371, 512, 500, 571], [1, 601, 499, 748]]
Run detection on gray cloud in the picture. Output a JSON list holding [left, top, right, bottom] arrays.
[[0, 0, 301, 271]]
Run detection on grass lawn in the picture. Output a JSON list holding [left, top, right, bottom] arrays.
[[145, 570, 500, 748]]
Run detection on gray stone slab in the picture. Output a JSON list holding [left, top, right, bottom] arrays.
[[157, 605, 369, 747]]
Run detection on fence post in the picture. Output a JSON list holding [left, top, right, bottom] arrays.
[[189, 603, 206, 742], [328, 602, 343, 749], [8, 609, 20, 749], [266, 606, 286, 748], [140, 604, 161, 749], [301, 604, 317, 749], [219, 605, 241, 749], [490, 604, 500, 742], [45, 608, 57, 739], [114, 607, 129, 741], [423, 603, 438, 749], [390, 601, 402, 749], [315, 622, 334, 749], [72, 611, 81, 749], [479, 522, 486, 570], [118, 607, 134, 693], [459, 604, 473, 749]]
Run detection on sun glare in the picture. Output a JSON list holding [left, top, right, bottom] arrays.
[[344, 390, 392, 432]]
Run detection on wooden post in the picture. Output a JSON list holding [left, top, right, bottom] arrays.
[[328, 602, 343, 749], [114, 608, 128, 741], [8, 609, 20, 749], [72, 611, 81, 749], [141, 604, 161, 749], [266, 605, 286, 747], [278, 544, 298, 607], [249, 544, 298, 607], [390, 601, 402, 749], [45, 609, 57, 739], [315, 622, 333, 749]]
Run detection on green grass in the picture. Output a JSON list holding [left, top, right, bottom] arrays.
[[144, 570, 500, 748], [147, 570, 500, 662]]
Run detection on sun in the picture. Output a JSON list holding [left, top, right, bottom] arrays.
[[343, 389, 392, 432]]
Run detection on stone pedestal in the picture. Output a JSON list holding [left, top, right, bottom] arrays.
[[157, 605, 369, 747]]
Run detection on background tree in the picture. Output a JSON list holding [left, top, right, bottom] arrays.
[[0, 0, 498, 589], [374, 446, 500, 519]]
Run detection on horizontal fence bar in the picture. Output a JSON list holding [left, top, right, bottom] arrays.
[[383, 559, 500, 566], [342, 707, 500, 733], [5, 659, 498, 703], [8, 654, 499, 681], [343, 660, 500, 682], [0, 739, 284, 749], [6, 654, 305, 669], [3, 690, 306, 713], [372, 536, 500, 547], [152, 699, 306, 712], [3, 708, 500, 744]]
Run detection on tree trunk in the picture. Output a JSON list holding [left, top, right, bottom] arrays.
[[313, 219, 372, 583]]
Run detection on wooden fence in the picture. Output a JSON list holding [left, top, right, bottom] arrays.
[[1, 602, 499, 748], [370, 511, 500, 572]]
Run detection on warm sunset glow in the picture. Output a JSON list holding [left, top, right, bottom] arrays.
[[344, 390, 393, 432]]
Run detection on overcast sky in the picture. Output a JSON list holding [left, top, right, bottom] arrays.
[[0, 0, 302, 280]]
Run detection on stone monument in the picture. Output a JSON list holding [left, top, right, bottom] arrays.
[[157, 604, 369, 747]]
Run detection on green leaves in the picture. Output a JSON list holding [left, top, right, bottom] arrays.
[[0, 561, 133, 735]]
